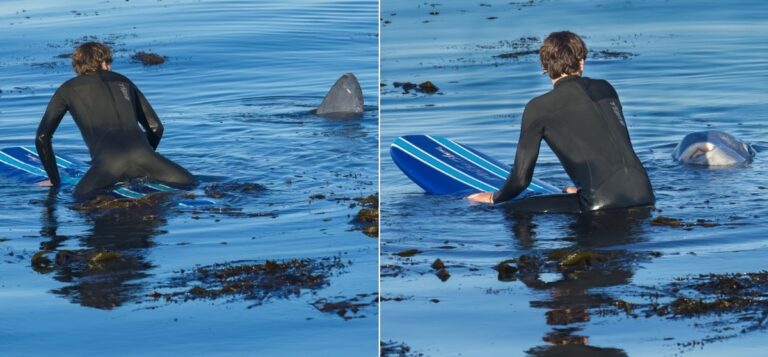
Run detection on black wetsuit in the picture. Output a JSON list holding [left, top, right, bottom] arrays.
[[493, 76, 654, 213], [36, 70, 195, 199]]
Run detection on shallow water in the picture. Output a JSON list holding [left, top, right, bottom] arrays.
[[0, 0, 377, 355], [381, 0, 768, 355]]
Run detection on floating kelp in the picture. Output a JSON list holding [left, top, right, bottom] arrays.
[[394, 249, 421, 257], [311, 292, 378, 320], [494, 259, 518, 282], [131, 51, 166, 65], [392, 81, 440, 95], [148, 256, 346, 308], [203, 182, 266, 199], [381, 341, 424, 357], [435, 268, 451, 282], [651, 216, 720, 228], [430, 258, 445, 270], [352, 194, 379, 237]]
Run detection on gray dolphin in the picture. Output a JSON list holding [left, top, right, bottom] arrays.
[[315, 73, 364, 119], [672, 130, 756, 166]]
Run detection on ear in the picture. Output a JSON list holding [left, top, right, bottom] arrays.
[[579, 58, 585, 73], [100, 61, 111, 71]]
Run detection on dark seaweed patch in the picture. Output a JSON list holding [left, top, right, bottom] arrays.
[[204, 182, 266, 199], [392, 81, 440, 95], [381, 340, 425, 357], [131, 51, 167, 66], [651, 216, 720, 229], [149, 257, 346, 308], [71, 193, 171, 213], [591, 50, 638, 60], [435, 267, 451, 281], [311, 292, 378, 320], [352, 194, 379, 237], [394, 249, 422, 257], [381, 264, 405, 278]]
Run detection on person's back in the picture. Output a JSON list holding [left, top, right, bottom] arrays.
[[48, 70, 159, 159], [468, 31, 654, 212], [507, 75, 654, 210], [36, 42, 194, 198]]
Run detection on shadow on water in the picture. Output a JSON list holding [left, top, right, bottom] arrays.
[[502, 208, 654, 356], [34, 188, 165, 310]]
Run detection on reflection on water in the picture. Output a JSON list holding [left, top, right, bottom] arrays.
[[36, 189, 164, 309], [505, 209, 652, 355], [0, 1, 378, 353], [381, 0, 767, 354]]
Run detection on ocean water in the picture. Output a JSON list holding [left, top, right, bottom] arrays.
[[0, 0, 378, 355], [380, 0, 767, 356]]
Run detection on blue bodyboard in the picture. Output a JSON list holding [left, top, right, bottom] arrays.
[[390, 135, 560, 199], [0, 146, 179, 199]]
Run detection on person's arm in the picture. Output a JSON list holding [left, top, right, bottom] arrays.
[[35, 87, 68, 186], [491, 105, 544, 203], [135, 86, 163, 150]]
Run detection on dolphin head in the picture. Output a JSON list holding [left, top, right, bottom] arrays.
[[315, 73, 364, 119], [672, 130, 755, 166]]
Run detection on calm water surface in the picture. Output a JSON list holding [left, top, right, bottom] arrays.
[[381, 0, 767, 355], [0, 1, 378, 355]]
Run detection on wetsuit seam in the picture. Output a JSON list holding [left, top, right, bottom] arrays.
[[571, 81, 629, 200]]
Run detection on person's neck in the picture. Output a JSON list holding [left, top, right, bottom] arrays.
[[551, 73, 581, 85]]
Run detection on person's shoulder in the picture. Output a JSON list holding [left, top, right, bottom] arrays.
[[56, 76, 82, 93], [585, 77, 617, 91], [103, 70, 133, 82], [525, 89, 554, 111], [583, 77, 620, 98]]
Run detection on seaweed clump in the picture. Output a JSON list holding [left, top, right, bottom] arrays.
[[600, 271, 768, 350], [392, 81, 439, 95], [381, 341, 424, 357], [131, 51, 166, 66], [651, 216, 720, 229], [394, 249, 421, 257], [204, 182, 266, 199], [148, 256, 346, 307], [311, 292, 378, 320], [71, 193, 170, 212], [353, 194, 379, 237], [31, 249, 127, 273]]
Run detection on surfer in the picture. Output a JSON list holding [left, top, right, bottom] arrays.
[[35, 42, 195, 199], [468, 31, 654, 212]]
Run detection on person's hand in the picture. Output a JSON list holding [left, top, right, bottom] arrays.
[[467, 192, 494, 204], [563, 186, 577, 194], [36, 180, 53, 187]]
